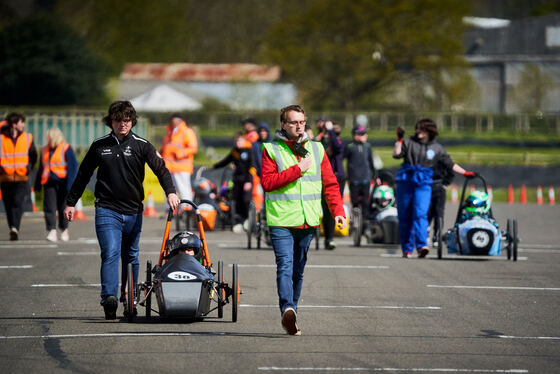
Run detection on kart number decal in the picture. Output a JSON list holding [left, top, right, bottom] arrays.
[[168, 271, 197, 281], [471, 230, 490, 248]]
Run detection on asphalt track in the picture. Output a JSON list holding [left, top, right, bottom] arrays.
[[0, 202, 559, 373]]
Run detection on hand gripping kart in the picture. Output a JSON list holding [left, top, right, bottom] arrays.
[[443, 174, 519, 261], [125, 199, 241, 322]]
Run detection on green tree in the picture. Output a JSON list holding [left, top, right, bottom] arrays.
[[0, 15, 108, 105], [260, 0, 470, 110], [514, 63, 555, 112], [54, 0, 192, 74]]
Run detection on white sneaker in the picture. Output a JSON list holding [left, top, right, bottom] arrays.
[[60, 229, 69, 242], [46, 230, 57, 242], [232, 223, 244, 234]]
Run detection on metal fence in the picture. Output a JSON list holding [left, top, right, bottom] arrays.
[[3, 111, 148, 150]]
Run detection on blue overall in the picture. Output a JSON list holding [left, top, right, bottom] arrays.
[[395, 164, 433, 254]]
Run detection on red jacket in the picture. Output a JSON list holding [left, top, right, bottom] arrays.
[[261, 139, 345, 228]]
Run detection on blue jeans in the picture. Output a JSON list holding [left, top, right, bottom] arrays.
[[95, 207, 142, 304], [269, 227, 314, 314]]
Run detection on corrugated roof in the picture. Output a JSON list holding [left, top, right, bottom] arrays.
[[121, 63, 281, 82]]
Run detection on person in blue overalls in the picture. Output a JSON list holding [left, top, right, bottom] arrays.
[[393, 118, 475, 258]]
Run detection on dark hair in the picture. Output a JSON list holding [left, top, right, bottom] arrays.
[[280, 104, 305, 123], [169, 113, 183, 121], [102, 101, 138, 128], [415, 118, 438, 141], [5, 112, 25, 126]]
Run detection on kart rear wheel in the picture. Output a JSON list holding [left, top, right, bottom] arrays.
[[506, 219, 512, 260], [513, 219, 518, 262], [314, 227, 320, 250], [232, 263, 239, 323], [218, 260, 224, 318], [145, 260, 152, 318], [352, 207, 362, 247], [127, 263, 134, 322], [247, 202, 256, 249]]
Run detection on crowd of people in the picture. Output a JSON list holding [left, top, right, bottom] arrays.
[[1, 102, 475, 333]]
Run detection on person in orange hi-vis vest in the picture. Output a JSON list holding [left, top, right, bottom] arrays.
[[34, 128, 78, 242], [0, 112, 38, 241], [160, 113, 198, 210]]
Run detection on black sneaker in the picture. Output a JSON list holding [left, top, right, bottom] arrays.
[[103, 296, 118, 320]]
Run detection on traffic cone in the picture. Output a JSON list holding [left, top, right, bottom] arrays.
[[549, 186, 556, 205], [487, 185, 493, 203], [536, 185, 543, 205], [143, 191, 158, 217], [520, 185, 527, 205], [507, 184, 514, 205], [73, 198, 88, 220], [450, 184, 458, 203], [343, 182, 350, 204], [30, 187, 37, 212]]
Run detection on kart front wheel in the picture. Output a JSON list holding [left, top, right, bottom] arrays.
[[145, 260, 152, 318], [506, 219, 512, 260], [218, 260, 224, 318], [232, 263, 239, 323], [513, 219, 518, 262], [352, 207, 362, 247], [127, 263, 135, 323]]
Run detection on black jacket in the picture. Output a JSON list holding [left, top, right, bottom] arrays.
[[394, 136, 454, 170], [213, 146, 254, 183], [66, 131, 175, 214], [344, 140, 376, 183]]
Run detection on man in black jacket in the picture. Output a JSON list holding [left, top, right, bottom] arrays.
[[64, 101, 179, 320]]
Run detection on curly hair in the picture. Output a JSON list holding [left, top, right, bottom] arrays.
[[103, 101, 138, 128]]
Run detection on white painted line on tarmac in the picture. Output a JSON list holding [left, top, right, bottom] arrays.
[[519, 243, 560, 249], [241, 304, 440, 310], [0, 244, 57, 249], [518, 248, 560, 254], [238, 264, 389, 269], [0, 265, 33, 269], [258, 367, 528, 372], [381, 253, 528, 260], [427, 285, 560, 291], [0, 332, 226, 340], [31, 284, 100, 287], [498, 335, 560, 340]]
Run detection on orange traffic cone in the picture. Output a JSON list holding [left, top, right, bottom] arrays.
[[450, 184, 458, 203], [343, 182, 350, 204], [536, 185, 543, 205], [507, 184, 514, 205], [487, 185, 493, 203], [143, 191, 158, 217], [520, 185, 527, 205], [73, 198, 88, 220], [549, 186, 556, 205], [30, 187, 37, 212]]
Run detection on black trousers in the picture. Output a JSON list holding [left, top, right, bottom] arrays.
[[427, 183, 446, 240], [321, 176, 345, 244], [349, 181, 370, 220], [43, 179, 69, 231], [1, 181, 28, 230], [233, 179, 252, 224]]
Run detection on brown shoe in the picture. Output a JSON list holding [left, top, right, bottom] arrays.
[[281, 308, 300, 335], [418, 247, 429, 258]]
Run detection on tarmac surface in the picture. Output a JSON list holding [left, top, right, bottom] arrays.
[[0, 202, 559, 373]]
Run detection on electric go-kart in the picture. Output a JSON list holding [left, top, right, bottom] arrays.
[[124, 200, 241, 322], [351, 171, 400, 246], [443, 174, 518, 261]]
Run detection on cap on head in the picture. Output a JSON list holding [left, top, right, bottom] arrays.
[[352, 125, 367, 135]]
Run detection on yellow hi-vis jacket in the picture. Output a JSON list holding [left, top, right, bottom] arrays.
[[0, 132, 33, 182], [263, 140, 323, 227]]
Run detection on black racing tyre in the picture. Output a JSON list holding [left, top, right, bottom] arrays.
[[145, 260, 152, 318], [352, 207, 362, 247], [232, 263, 239, 323], [506, 219, 512, 260], [513, 219, 518, 262], [314, 227, 320, 250], [127, 263, 134, 322], [218, 260, 224, 319], [256, 211, 262, 249]]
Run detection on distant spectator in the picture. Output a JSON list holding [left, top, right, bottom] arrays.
[[251, 122, 271, 177], [35, 128, 78, 242], [242, 117, 259, 146], [0, 112, 38, 241]]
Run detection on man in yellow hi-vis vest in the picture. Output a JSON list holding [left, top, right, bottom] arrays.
[[261, 104, 346, 336]]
